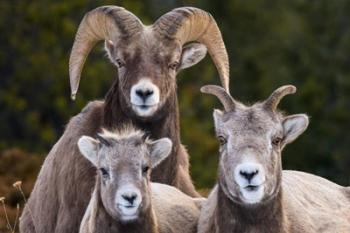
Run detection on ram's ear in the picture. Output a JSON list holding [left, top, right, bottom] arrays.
[[148, 138, 173, 168], [78, 136, 99, 167], [282, 114, 309, 148], [179, 43, 207, 70]]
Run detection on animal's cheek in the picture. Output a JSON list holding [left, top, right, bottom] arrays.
[[160, 80, 175, 98]]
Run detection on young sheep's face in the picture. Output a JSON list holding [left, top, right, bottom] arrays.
[[105, 33, 207, 118], [78, 130, 172, 222], [213, 102, 308, 205]]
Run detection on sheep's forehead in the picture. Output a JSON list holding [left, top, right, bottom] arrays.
[[116, 34, 181, 62], [98, 139, 149, 166], [217, 105, 282, 137]]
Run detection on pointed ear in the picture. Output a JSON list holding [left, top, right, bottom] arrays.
[[179, 43, 207, 70], [148, 138, 172, 168], [213, 109, 224, 130], [104, 40, 115, 64], [78, 136, 99, 167], [282, 114, 309, 147]]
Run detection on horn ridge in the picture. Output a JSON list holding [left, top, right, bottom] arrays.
[[264, 85, 297, 112], [200, 85, 235, 112], [153, 7, 230, 91], [69, 6, 143, 100]]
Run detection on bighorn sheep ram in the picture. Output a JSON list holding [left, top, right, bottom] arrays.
[[77, 127, 203, 233], [20, 6, 229, 233], [198, 85, 350, 233]]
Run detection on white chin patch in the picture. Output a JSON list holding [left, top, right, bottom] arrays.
[[240, 185, 265, 204], [132, 104, 158, 117], [130, 79, 160, 117], [118, 205, 139, 222]]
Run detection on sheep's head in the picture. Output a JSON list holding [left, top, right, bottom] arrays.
[[201, 85, 309, 205], [70, 6, 229, 118], [77, 127, 172, 222]]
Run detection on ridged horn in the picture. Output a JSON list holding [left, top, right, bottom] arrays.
[[201, 85, 235, 112], [154, 7, 230, 91], [69, 6, 143, 100], [264, 85, 297, 112]]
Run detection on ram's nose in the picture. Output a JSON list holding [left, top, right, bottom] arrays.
[[121, 192, 138, 205], [135, 89, 154, 102], [234, 162, 265, 187], [239, 169, 259, 183], [130, 79, 160, 106]]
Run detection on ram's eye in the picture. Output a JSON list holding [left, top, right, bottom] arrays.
[[115, 59, 125, 68], [100, 168, 109, 178], [218, 136, 227, 146], [142, 165, 150, 174], [168, 61, 179, 70], [272, 137, 282, 146]]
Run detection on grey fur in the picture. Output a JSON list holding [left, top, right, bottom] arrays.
[[78, 128, 202, 233], [198, 85, 350, 233]]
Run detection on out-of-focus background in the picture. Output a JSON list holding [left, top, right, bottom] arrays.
[[0, 0, 349, 231]]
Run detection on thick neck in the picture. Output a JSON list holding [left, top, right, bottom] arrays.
[[102, 80, 180, 184], [216, 185, 285, 233], [92, 177, 158, 233]]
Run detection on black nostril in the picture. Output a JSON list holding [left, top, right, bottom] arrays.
[[144, 90, 153, 97], [122, 194, 137, 204], [240, 170, 259, 183], [136, 89, 153, 100]]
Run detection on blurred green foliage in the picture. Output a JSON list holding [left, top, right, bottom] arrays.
[[0, 1, 350, 221]]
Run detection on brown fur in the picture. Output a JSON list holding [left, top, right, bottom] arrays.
[[198, 85, 350, 233]]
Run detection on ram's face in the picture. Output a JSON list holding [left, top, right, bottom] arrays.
[[105, 33, 207, 118], [214, 107, 284, 205], [201, 85, 309, 206], [214, 105, 309, 205], [77, 129, 172, 223]]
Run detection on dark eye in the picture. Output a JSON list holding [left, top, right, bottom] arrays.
[[142, 165, 150, 174], [218, 136, 227, 146], [272, 137, 282, 146], [100, 168, 109, 178], [115, 59, 125, 68], [168, 61, 179, 70]]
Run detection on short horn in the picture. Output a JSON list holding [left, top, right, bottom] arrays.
[[154, 7, 229, 92], [69, 6, 143, 100], [264, 85, 297, 112], [200, 85, 235, 112]]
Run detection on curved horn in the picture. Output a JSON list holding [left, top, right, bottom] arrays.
[[201, 85, 235, 112], [264, 85, 296, 112], [69, 6, 143, 100], [153, 7, 229, 91]]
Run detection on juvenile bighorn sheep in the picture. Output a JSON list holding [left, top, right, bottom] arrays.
[[198, 85, 350, 232], [20, 6, 229, 233], [78, 128, 202, 233]]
